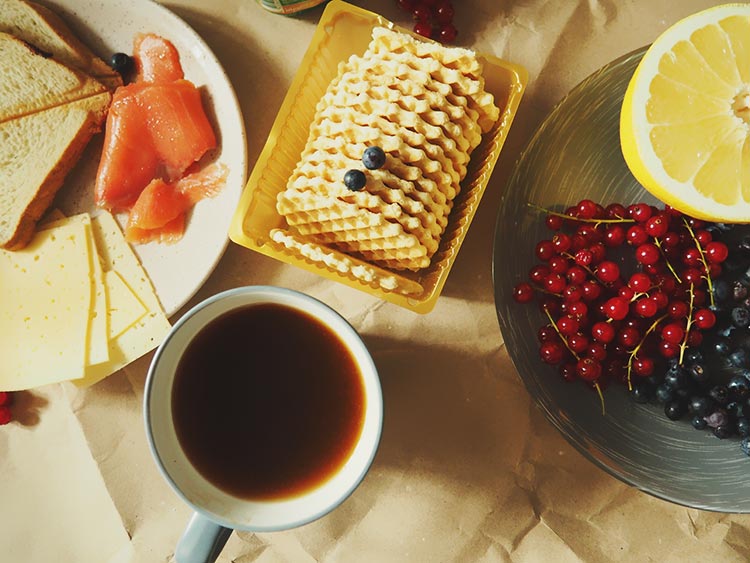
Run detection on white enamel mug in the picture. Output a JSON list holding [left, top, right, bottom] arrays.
[[144, 286, 383, 563]]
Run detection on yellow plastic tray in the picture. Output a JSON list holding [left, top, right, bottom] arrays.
[[229, 0, 527, 313]]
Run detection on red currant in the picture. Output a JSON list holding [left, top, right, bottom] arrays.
[[512, 282, 534, 303], [661, 322, 685, 345], [413, 21, 432, 37], [626, 225, 648, 246], [540, 341, 565, 364], [635, 243, 660, 265], [581, 281, 601, 301], [668, 300, 689, 319], [412, 3, 432, 21], [564, 266, 585, 285], [628, 272, 652, 292], [634, 297, 658, 318], [591, 321, 615, 343], [529, 264, 549, 284], [596, 261, 620, 283], [705, 241, 729, 263], [438, 23, 458, 42], [576, 358, 602, 381], [435, 1, 455, 23], [0, 406, 11, 425], [557, 315, 579, 335], [632, 356, 655, 377], [568, 333, 590, 353], [537, 325, 558, 342], [576, 199, 598, 219], [587, 342, 608, 361], [694, 308, 716, 330], [628, 203, 652, 222], [535, 240, 555, 261], [604, 297, 629, 321], [546, 214, 564, 230], [545, 274, 566, 294], [605, 203, 627, 219], [644, 214, 669, 238], [604, 225, 626, 247]]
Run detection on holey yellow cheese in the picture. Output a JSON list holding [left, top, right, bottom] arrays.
[[0, 220, 92, 390], [0, 210, 171, 391]]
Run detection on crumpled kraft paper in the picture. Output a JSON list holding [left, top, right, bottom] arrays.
[[4, 0, 750, 561]]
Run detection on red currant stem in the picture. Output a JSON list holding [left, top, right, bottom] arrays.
[[526, 203, 636, 224], [542, 306, 580, 361], [682, 218, 716, 308], [678, 283, 695, 366], [653, 238, 682, 285], [626, 313, 669, 391], [593, 381, 606, 416], [528, 282, 562, 298], [560, 251, 602, 282]]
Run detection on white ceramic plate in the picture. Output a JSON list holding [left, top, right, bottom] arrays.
[[41, 0, 247, 317]]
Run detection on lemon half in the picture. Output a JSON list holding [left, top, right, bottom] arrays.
[[620, 3, 750, 222]]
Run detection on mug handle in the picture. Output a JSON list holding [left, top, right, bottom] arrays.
[[175, 512, 233, 563]]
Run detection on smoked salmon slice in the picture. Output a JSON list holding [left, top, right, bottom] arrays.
[[94, 85, 159, 211], [125, 163, 228, 244], [134, 33, 184, 83], [136, 80, 216, 182], [94, 33, 220, 222]]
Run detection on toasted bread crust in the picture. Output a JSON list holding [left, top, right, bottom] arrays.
[[1, 111, 100, 249]]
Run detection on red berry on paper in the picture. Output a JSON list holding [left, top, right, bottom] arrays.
[[0, 406, 11, 425]]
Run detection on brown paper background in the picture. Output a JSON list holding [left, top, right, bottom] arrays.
[[3, 1, 750, 561]]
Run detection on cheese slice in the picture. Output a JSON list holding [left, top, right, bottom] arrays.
[[104, 269, 147, 339], [39, 213, 109, 366], [76, 212, 171, 387], [0, 220, 92, 390]]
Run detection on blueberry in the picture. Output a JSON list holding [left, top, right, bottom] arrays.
[[713, 279, 730, 303], [691, 415, 708, 430], [684, 349, 704, 365], [740, 369, 750, 382], [729, 349, 748, 367], [709, 385, 730, 405], [717, 324, 736, 339], [713, 425, 733, 439], [630, 384, 650, 404], [344, 169, 367, 191], [729, 376, 750, 399], [688, 396, 711, 417], [732, 306, 750, 328], [655, 384, 674, 404], [109, 52, 133, 75], [733, 281, 749, 302], [737, 417, 750, 437], [687, 362, 710, 385], [726, 401, 745, 418], [712, 337, 731, 356], [665, 400, 686, 421], [362, 146, 386, 170]]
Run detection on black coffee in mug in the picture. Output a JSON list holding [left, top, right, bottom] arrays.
[[171, 302, 366, 500]]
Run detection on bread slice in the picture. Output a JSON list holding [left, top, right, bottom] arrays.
[[0, 0, 122, 91], [0, 31, 111, 249], [0, 95, 110, 249], [0, 31, 110, 122]]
